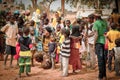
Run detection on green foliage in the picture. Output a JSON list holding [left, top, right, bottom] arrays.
[[19, 1, 25, 10], [65, 0, 114, 9]]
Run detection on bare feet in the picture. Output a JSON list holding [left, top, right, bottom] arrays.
[[26, 72, 30, 76]]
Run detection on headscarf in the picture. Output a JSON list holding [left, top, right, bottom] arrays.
[[71, 25, 80, 37]]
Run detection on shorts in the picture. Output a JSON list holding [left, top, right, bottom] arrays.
[[5, 45, 16, 55]]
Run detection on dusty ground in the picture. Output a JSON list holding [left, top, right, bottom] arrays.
[[0, 58, 120, 80]]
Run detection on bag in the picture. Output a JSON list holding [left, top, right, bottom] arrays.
[[34, 51, 43, 62], [41, 60, 52, 69], [41, 54, 52, 69]]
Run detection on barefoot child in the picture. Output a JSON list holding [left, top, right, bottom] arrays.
[[1, 15, 18, 68], [18, 27, 32, 77], [114, 38, 120, 76], [48, 35, 57, 69], [106, 23, 120, 71], [55, 25, 61, 63], [60, 29, 70, 77]]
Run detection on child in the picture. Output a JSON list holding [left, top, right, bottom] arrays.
[[69, 26, 82, 74], [60, 28, 70, 77], [56, 17, 64, 29], [43, 18, 50, 28], [14, 28, 23, 67], [114, 38, 120, 76], [65, 20, 72, 31], [1, 15, 18, 69], [48, 35, 57, 69], [55, 24, 61, 63], [18, 27, 32, 77], [59, 28, 65, 70], [106, 23, 120, 71], [42, 26, 52, 51], [29, 27, 36, 67]]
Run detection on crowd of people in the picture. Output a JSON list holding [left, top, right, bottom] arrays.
[[0, 8, 120, 80]]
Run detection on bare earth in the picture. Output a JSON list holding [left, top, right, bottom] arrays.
[[0, 59, 120, 80]]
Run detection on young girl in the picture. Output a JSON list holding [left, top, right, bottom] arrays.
[[18, 27, 32, 77], [55, 25, 61, 63], [60, 28, 70, 77], [69, 25, 82, 74], [48, 35, 57, 69], [1, 15, 18, 69], [114, 38, 120, 76]]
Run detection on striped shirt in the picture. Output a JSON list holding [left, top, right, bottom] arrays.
[[60, 38, 70, 57]]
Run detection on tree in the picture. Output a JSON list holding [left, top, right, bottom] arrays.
[[61, 0, 65, 16], [27, 4, 32, 10], [19, 0, 25, 10], [65, 0, 114, 9], [31, 0, 37, 9], [39, 0, 57, 19]]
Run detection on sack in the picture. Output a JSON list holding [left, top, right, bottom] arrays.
[[34, 51, 43, 62], [41, 59, 52, 69]]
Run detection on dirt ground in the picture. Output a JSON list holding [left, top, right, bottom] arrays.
[[0, 58, 120, 80]]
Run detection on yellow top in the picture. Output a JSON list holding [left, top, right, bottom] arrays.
[[52, 18, 57, 28], [19, 51, 31, 57], [59, 34, 65, 44], [43, 37, 51, 52], [107, 30, 120, 50]]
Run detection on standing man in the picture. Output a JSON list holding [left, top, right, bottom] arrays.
[[93, 13, 107, 80]]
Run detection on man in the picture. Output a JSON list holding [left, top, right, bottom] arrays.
[[93, 13, 107, 80]]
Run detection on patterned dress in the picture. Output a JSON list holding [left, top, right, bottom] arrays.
[[69, 37, 82, 70]]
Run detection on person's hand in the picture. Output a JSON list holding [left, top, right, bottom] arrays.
[[109, 40, 113, 43]]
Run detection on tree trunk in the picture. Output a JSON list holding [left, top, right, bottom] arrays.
[[61, 0, 65, 17], [115, 0, 119, 13], [31, 0, 37, 10]]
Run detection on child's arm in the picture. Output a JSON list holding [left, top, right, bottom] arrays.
[[53, 43, 57, 53], [106, 36, 113, 43], [106, 32, 113, 43], [1, 24, 9, 33]]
